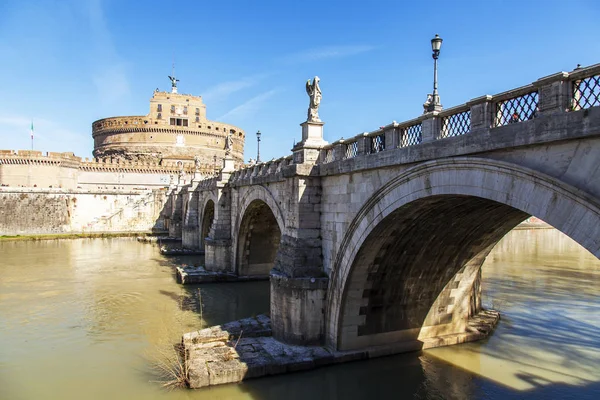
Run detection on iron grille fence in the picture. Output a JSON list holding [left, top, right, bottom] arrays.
[[345, 141, 358, 159], [494, 91, 539, 127], [573, 74, 600, 110], [369, 134, 385, 154], [399, 123, 422, 147], [323, 148, 333, 163], [441, 110, 471, 138]]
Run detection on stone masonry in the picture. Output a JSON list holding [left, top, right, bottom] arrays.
[[173, 64, 600, 360]]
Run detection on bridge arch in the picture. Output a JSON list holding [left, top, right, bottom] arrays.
[[234, 185, 285, 276], [326, 157, 600, 351], [199, 196, 216, 250]]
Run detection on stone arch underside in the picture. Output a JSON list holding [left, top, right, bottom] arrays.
[[200, 199, 215, 250], [236, 199, 282, 276], [327, 157, 600, 351]]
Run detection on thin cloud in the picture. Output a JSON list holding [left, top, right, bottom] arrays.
[[216, 89, 280, 121], [202, 73, 270, 102], [0, 115, 87, 155], [279, 45, 377, 64], [85, 0, 130, 104]]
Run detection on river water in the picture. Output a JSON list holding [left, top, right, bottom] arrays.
[[1, 229, 599, 400]]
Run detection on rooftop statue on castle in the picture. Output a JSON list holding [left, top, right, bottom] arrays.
[[305, 76, 322, 122], [194, 155, 200, 172], [168, 75, 179, 89]]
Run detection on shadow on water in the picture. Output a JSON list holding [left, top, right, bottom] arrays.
[[227, 348, 600, 400]]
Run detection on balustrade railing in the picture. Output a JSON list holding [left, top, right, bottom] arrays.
[[400, 123, 422, 147], [369, 133, 385, 154], [572, 73, 600, 110], [493, 90, 539, 127], [344, 141, 358, 159], [441, 109, 471, 138], [279, 64, 600, 168]]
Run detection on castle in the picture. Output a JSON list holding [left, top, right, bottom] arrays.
[[0, 78, 246, 190]]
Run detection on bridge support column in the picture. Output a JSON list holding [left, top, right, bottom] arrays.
[[270, 121, 330, 345], [270, 271, 329, 345], [181, 188, 200, 249], [167, 186, 184, 238], [204, 160, 235, 273]]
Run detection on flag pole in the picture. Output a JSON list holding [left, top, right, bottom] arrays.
[[30, 121, 34, 150]]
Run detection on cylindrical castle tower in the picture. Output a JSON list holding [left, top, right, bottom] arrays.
[[92, 83, 245, 170]]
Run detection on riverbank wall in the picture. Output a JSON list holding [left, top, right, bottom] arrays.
[[0, 187, 168, 236]]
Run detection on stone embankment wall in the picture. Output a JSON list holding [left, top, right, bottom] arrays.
[[0, 188, 168, 235]]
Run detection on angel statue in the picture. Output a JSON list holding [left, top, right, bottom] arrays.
[[194, 155, 200, 172], [224, 132, 233, 155], [305, 76, 322, 122], [168, 75, 179, 89]]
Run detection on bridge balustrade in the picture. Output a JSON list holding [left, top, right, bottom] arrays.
[[572, 70, 600, 110], [492, 88, 539, 127], [368, 132, 385, 154], [440, 106, 471, 137], [399, 123, 423, 147], [344, 141, 358, 159], [254, 64, 600, 172]]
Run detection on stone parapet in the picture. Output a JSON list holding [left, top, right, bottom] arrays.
[[316, 62, 600, 170]]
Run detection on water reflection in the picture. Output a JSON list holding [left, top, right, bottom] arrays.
[[0, 229, 599, 400], [427, 228, 600, 395]]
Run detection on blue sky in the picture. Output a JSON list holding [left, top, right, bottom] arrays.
[[0, 0, 599, 162]]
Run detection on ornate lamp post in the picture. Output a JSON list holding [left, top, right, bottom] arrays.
[[424, 34, 443, 113], [256, 130, 262, 163]]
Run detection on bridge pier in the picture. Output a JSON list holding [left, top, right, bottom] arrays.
[[269, 122, 330, 345], [204, 159, 235, 273], [181, 188, 200, 250], [270, 271, 328, 345]]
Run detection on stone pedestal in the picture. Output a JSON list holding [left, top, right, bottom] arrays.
[[270, 270, 329, 345], [293, 120, 328, 164], [222, 156, 235, 173], [299, 121, 325, 147]]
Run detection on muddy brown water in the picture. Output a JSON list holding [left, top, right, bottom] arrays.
[[1, 229, 599, 399]]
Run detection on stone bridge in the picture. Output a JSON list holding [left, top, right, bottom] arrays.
[[166, 64, 600, 354]]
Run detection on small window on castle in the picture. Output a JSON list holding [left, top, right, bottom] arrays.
[[216, 127, 219, 131], [170, 118, 176, 126], [183, 106, 188, 115], [195, 108, 199, 115], [195, 116, 199, 122], [183, 119, 189, 127], [157, 113, 162, 119], [171, 105, 175, 114], [157, 104, 162, 112]]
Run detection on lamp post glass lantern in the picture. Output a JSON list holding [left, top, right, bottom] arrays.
[[256, 130, 261, 163], [424, 34, 443, 113]]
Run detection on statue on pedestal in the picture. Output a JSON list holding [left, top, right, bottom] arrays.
[[194, 155, 200, 172], [178, 164, 185, 184], [224, 132, 233, 156], [305, 76, 322, 122]]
